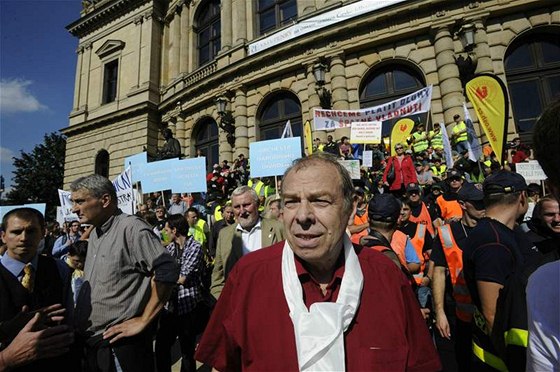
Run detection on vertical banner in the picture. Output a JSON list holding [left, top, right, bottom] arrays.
[[390, 118, 415, 156], [465, 74, 509, 164], [58, 189, 79, 221], [281, 120, 293, 138], [463, 102, 483, 162], [303, 120, 313, 155], [441, 123, 454, 169]]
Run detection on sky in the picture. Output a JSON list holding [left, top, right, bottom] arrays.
[[0, 0, 82, 195]]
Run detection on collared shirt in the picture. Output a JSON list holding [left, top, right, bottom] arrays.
[[168, 200, 188, 216], [196, 242, 442, 371], [165, 237, 203, 315], [236, 220, 262, 255], [74, 210, 178, 337]]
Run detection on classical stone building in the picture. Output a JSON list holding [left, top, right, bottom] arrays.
[[63, 0, 560, 186]]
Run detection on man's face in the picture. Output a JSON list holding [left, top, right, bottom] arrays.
[[232, 192, 259, 229], [448, 177, 463, 191], [156, 208, 166, 220], [2, 216, 43, 263], [327, 135, 333, 143], [186, 211, 198, 227], [269, 201, 282, 219], [462, 200, 486, 221], [540, 199, 560, 234], [408, 190, 421, 205], [70, 222, 81, 233], [222, 206, 235, 223], [139, 206, 149, 216], [454, 116, 460, 123], [171, 194, 180, 204], [68, 254, 85, 270], [71, 189, 108, 226], [282, 162, 352, 268], [400, 204, 411, 224], [164, 222, 176, 242]]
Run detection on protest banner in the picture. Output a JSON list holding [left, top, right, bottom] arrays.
[[390, 118, 415, 156], [350, 121, 382, 144], [113, 167, 134, 215], [314, 85, 432, 130], [124, 152, 147, 183], [249, 137, 302, 178], [515, 161, 547, 183], [139, 157, 207, 194], [362, 150, 373, 167], [58, 189, 79, 221], [338, 160, 361, 179], [466, 74, 508, 164]]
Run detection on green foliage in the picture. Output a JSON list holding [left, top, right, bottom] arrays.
[[5, 132, 66, 221]]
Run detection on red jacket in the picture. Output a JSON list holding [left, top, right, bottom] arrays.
[[383, 155, 418, 191]]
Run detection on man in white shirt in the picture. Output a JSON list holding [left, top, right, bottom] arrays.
[[210, 186, 284, 299]]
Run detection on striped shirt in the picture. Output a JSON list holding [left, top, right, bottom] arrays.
[[74, 210, 178, 337], [165, 237, 204, 315]]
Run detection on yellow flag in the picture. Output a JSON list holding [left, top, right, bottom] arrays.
[[304, 120, 313, 155], [390, 118, 415, 156], [465, 74, 509, 164]]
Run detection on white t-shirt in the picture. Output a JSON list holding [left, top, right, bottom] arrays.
[[526, 260, 560, 371]]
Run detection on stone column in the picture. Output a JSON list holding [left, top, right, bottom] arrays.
[[161, 23, 169, 86], [221, 0, 232, 51], [73, 46, 84, 111], [168, 10, 181, 81], [473, 20, 492, 74], [433, 25, 463, 123], [330, 54, 350, 139], [82, 43, 92, 110], [176, 114, 186, 154], [232, 0, 247, 45], [305, 62, 325, 142], [179, 3, 190, 74], [133, 15, 143, 89], [234, 88, 248, 157]]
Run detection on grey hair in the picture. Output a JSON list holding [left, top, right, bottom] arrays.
[[281, 152, 355, 216], [70, 174, 117, 200], [231, 185, 259, 203]]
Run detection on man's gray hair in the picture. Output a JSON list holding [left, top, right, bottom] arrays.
[[70, 174, 117, 200], [231, 185, 259, 203], [281, 153, 355, 215]]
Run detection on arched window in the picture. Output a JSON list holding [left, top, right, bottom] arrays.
[[360, 63, 426, 137], [258, 91, 302, 144], [194, 118, 219, 173], [505, 30, 560, 138], [195, 0, 221, 67], [95, 150, 109, 178], [257, 0, 297, 36]]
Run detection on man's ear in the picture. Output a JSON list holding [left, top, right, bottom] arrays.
[[101, 193, 112, 208]]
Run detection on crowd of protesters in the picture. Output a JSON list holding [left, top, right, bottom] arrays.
[[1, 101, 559, 371]]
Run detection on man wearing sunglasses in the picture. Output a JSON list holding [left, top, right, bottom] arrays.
[[436, 169, 464, 224], [430, 182, 485, 371]]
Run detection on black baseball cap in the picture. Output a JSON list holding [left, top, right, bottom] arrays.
[[446, 169, 462, 180], [458, 182, 484, 201], [483, 170, 527, 195], [406, 183, 421, 193], [368, 194, 401, 223]]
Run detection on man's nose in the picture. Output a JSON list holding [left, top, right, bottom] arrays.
[[295, 201, 313, 224]]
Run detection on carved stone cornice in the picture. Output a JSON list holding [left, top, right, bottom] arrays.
[[66, 0, 151, 38]]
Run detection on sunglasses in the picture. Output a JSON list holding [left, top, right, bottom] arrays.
[[395, 147, 404, 150]]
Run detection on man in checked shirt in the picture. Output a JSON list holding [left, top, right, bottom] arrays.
[[155, 213, 208, 372]]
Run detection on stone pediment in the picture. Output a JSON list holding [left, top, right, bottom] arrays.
[[95, 40, 125, 58]]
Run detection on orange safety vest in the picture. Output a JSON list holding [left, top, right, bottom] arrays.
[[410, 223, 427, 285], [437, 224, 475, 322], [350, 207, 368, 245], [436, 195, 463, 221], [390, 230, 409, 269], [409, 202, 435, 237]]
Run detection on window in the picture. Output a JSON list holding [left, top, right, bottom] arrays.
[[95, 150, 110, 178], [257, 0, 297, 36], [360, 64, 426, 137], [258, 91, 303, 148], [194, 118, 219, 173], [102, 59, 118, 104], [195, 0, 221, 67], [505, 31, 560, 137]]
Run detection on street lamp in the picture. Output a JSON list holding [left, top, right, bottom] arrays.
[[313, 60, 332, 109], [215, 96, 236, 148], [455, 23, 477, 88]]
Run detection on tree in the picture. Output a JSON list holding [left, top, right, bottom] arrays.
[[5, 132, 66, 221]]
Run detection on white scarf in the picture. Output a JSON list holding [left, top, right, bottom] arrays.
[[281, 235, 364, 371]]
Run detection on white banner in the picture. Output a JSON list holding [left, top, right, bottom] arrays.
[[314, 86, 432, 130], [113, 167, 134, 215], [362, 150, 373, 167], [338, 160, 361, 179]]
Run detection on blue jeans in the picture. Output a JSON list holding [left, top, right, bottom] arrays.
[[455, 141, 469, 155]]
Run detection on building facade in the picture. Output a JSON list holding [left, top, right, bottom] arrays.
[[63, 0, 560, 186]]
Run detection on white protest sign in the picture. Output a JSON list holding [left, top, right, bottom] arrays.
[[515, 161, 547, 182], [362, 150, 373, 167], [113, 167, 134, 215], [350, 121, 382, 144], [339, 160, 361, 179], [58, 189, 79, 221]]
